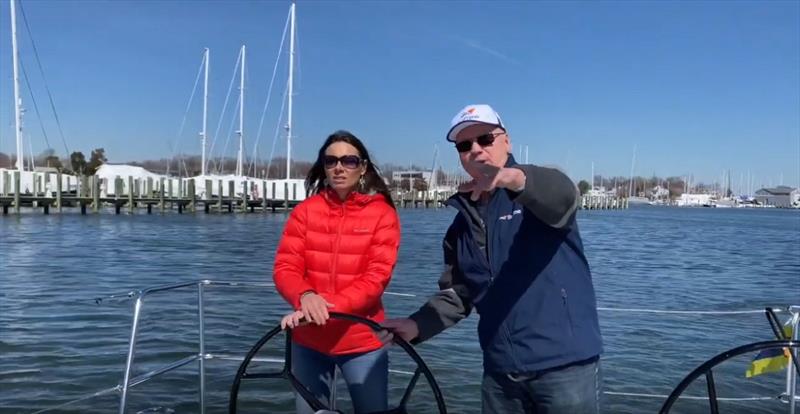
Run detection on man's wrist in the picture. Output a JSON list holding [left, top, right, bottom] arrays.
[[504, 167, 526, 192]]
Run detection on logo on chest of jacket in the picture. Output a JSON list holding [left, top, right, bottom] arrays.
[[353, 228, 372, 233], [498, 209, 522, 221]]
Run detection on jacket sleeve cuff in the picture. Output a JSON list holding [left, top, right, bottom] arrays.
[[297, 290, 316, 307], [409, 307, 445, 344], [509, 164, 578, 228], [287, 284, 316, 309]]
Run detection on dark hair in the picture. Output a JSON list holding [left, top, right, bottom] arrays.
[[306, 130, 395, 209]]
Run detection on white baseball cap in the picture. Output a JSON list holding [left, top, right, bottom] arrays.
[[446, 104, 504, 142]]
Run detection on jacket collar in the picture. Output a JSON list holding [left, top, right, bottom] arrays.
[[322, 187, 378, 208]]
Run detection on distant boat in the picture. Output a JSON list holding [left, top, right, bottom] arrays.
[[627, 196, 651, 205], [713, 198, 736, 208]]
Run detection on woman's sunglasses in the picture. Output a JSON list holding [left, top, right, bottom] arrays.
[[454, 132, 503, 153], [323, 155, 363, 169]]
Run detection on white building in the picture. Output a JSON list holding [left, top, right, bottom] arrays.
[[651, 185, 670, 199], [392, 170, 433, 187], [95, 164, 169, 197], [754, 186, 799, 208]]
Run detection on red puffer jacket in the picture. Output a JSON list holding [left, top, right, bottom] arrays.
[[273, 188, 400, 355]]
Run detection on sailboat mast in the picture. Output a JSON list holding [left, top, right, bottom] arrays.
[[10, 0, 23, 171], [286, 2, 295, 180], [628, 144, 637, 197], [200, 48, 209, 176], [429, 144, 438, 192], [236, 45, 245, 176]]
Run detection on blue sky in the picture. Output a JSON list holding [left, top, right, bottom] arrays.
[[1, 0, 798, 188]]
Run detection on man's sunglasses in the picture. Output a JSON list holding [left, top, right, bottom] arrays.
[[323, 155, 363, 169], [454, 132, 504, 153]]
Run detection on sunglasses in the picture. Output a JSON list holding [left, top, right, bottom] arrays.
[[323, 155, 363, 169], [454, 132, 504, 153]]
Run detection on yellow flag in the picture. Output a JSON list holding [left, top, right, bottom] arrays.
[[746, 325, 793, 378]]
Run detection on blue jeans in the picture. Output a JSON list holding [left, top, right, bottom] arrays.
[[291, 342, 388, 414], [481, 357, 601, 414]]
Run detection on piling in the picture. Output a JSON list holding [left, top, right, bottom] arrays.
[[93, 176, 100, 213], [159, 178, 165, 214], [228, 180, 235, 213], [241, 181, 248, 213], [284, 182, 289, 212], [271, 182, 277, 213], [43, 173, 50, 198], [261, 180, 268, 214], [14, 171, 20, 214], [56, 171, 63, 212], [189, 179, 196, 213], [128, 176, 134, 214], [115, 176, 123, 201], [167, 179, 174, 211], [217, 180, 223, 213]]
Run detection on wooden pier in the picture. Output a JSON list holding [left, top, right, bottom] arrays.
[[393, 191, 628, 210], [1, 170, 628, 215], [395, 190, 452, 209], [580, 195, 628, 210], [0, 171, 303, 215]]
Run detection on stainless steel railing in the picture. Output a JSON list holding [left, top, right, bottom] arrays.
[[28, 280, 800, 414], [116, 280, 274, 414]]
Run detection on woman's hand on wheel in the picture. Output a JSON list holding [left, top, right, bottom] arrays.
[[299, 292, 334, 325], [280, 310, 305, 329]]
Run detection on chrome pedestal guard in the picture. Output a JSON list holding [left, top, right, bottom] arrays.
[[660, 307, 800, 414], [659, 340, 800, 414], [228, 312, 447, 414]]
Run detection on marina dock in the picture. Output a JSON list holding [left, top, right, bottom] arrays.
[[1, 170, 629, 215]]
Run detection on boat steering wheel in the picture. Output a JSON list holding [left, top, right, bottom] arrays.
[[229, 312, 447, 414]]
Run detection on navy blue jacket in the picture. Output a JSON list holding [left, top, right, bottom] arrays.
[[410, 156, 603, 374]]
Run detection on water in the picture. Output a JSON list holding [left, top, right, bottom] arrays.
[[1, 207, 799, 413]]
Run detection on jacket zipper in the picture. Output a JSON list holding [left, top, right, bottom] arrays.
[[330, 204, 346, 292], [503, 323, 520, 370], [480, 217, 494, 286], [562, 288, 574, 337]]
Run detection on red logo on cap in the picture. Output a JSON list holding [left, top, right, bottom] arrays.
[[460, 107, 477, 118]]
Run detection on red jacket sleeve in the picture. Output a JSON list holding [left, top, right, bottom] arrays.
[[273, 201, 315, 309], [324, 207, 400, 314]]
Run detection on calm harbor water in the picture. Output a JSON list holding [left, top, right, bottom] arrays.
[[1, 206, 799, 413]]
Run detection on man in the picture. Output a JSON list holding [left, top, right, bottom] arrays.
[[381, 104, 603, 413]]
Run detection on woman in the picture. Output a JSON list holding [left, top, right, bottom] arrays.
[[273, 130, 400, 414]]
